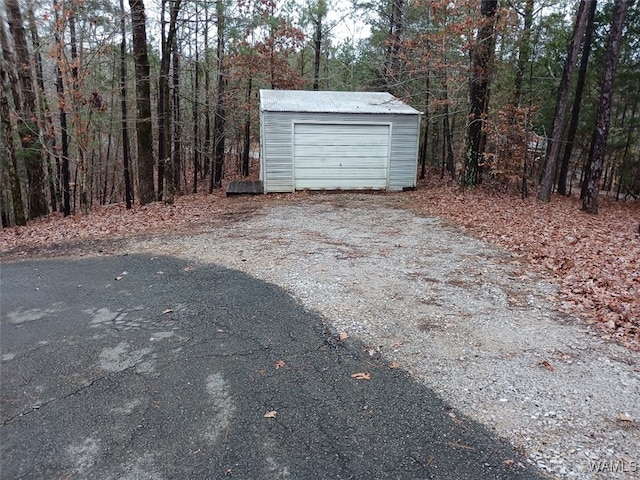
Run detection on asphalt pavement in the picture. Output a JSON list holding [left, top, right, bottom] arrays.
[[1, 254, 545, 479]]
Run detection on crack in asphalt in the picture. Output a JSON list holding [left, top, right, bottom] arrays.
[[0, 363, 148, 428]]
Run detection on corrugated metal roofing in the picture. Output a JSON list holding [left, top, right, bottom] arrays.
[[260, 89, 420, 115]]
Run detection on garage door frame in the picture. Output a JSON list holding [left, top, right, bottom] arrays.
[[291, 121, 393, 190]]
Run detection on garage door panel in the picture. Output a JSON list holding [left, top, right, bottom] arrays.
[[296, 144, 389, 156], [295, 156, 388, 169], [294, 123, 390, 190], [295, 123, 388, 136], [298, 168, 386, 179], [294, 134, 390, 147], [295, 148, 389, 160], [294, 178, 388, 190]]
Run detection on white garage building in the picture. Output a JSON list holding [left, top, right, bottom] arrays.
[[259, 89, 421, 193]]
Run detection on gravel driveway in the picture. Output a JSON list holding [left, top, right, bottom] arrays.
[[131, 198, 640, 479]]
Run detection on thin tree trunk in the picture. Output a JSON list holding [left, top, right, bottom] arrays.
[[129, 0, 155, 205], [210, 0, 226, 192], [26, 0, 59, 213], [192, 8, 200, 193], [120, 0, 133, 209], [312, 0, 326, 91], [464, 0, 498, 187], [51, 0, 71, 216], [242, 77, 252, 177], [512, 0, 533, 108], [56, 61, 71, 217], [0, 61, 26, 226], [419, 72, 429, 179], [193, 50, 200, 193], [385, 0, 404, 95], [204, 3, 213, 186], [557, 0, 597, 196], [538, 0, 589, 202], [157, 0, 181, 203], [68, 10, 88, 214], [5, 0, 48, 218], [582, 0, 629, 214], [172, 45, 181, 194]]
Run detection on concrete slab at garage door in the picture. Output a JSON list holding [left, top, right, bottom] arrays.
[[293, 123, 390, 190]]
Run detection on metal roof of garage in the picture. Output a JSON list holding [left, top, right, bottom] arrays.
[[260, 89, 420, 115]]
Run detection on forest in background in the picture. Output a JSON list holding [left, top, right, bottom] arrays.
[[0, 0, 639, 225]]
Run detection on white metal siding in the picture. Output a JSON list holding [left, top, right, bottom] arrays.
[[388, 114, 420, 191], [260, 111, 419, 193], [293, 123, 390, 190], [262, 111, 294, 192]]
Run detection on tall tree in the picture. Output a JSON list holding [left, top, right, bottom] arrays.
[[463, 0, 499, 187], [120, 0, 133, 209], [557, 0, 597, 196], [129, 0, 155, 205], [171, 41, 181, 193], [25, 0, 59, 212], [210, 0, 226, 192], [385, 0, 405, 94], [582, 0, 630, 214], [4, 0, 48, 218], [0, 35, 26, 226], [537, 0, 590, 202], [312, 0, 327, 91], [157, 0, 181, 202], [512, 0, 534, 108], [52, 0, 70, 216]]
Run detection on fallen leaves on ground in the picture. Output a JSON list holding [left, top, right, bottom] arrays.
[[351, 372, 372, 380], [411, 176, 639, 352], [538, 360, 554, 371], [263, 410, 278, 418], [274, 360, 286, 370]]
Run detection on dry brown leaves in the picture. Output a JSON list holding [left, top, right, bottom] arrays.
[[0, 191, 261, 255], [411, 176, 639, 352]]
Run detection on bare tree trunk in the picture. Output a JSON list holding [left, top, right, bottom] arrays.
[[203, 2, 212, 182], [120, 0, 133, 209], [557, 0, 597, 196], [51, 0, 71, 216], [172, 45, 181, 194], [538, 0, 589, 202], [210, 0, 226, 192], [192, 6, 200, 194], [419, 72, 429, 179], [242, 77, 252, 177], [0, 61, 26, 226], [463, 0, 498, 187], [312, 0, 326, 91], [129, 0, 155, 205], [4, 0, 48, 218], [157, 0, 181, 203], [582, 0, 629, 214], [512, 0, 533, 108], [68, 9, 89, 214], [26, 0, 59, 213], [385, 0, 404, 95]]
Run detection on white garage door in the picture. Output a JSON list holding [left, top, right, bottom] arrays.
[[293, 123, 390, 190]]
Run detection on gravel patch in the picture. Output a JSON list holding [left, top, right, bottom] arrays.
[[130, 201, 640, 479]]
